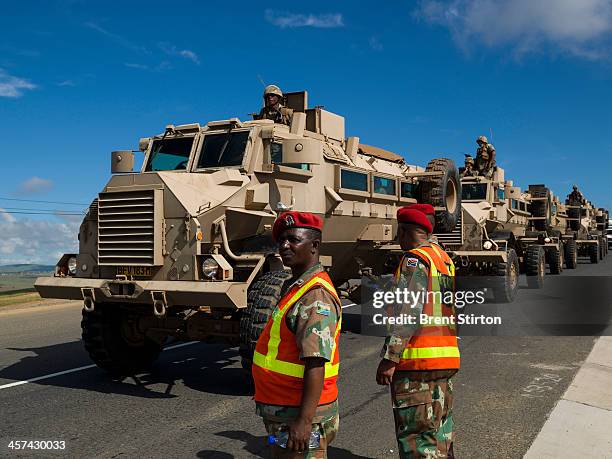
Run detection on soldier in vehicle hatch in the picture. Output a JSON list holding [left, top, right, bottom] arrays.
[[568, 185, 586, 205], [255, 84, 294, 126], [474, 135, 496, 178], [461, 154, 476, 178]]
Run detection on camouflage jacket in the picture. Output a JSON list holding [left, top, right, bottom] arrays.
[[256, 105, 294, 125], [380, 242, 431, 363], [256, 263, 341, 422]]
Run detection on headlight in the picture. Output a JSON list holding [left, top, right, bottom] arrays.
[[201, 258, 219, 280], [68, 257, 77, 275], [544, 237, 551, 243], [483, 241, 493, 250]]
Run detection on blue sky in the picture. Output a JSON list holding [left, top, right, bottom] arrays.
[[1, 0, 612, 264]]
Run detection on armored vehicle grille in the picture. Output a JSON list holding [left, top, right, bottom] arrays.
[[434, 211, 463, 248], [98, 190, 158, 266]]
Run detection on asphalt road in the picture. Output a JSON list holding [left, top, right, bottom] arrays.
[[1, 256, 610, 458]]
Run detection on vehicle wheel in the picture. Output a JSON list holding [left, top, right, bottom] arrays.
[[492, 248, 519, 303], [239, 270, 291, 374], [589, 243, 599, 264], [548, 245, 563, 275], [421, 158, 461, 233], [529, 185, 552, 231], [81, 304, 163, 375], [525, 245, 545, 289], [564, 239, 578, 269], [599, 237, 605, 260]]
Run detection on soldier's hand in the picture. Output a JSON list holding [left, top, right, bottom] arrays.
[[376, 359, 396, 385], [287, 416, 311, 452]]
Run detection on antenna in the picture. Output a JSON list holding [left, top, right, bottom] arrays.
[[489, 127, 494, 142], [256, 74, 266, 87]]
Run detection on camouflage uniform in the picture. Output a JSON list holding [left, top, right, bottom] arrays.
[[475, 136, 496, 178], [256, 263, 341, 458], [257, 105, 294, 126], [461, 155, 476, 178], [380, 242, 457, 458]]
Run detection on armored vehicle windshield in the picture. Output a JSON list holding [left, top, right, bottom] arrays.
[[145, 136, 194, 171], [462, 183, 488, 200], [197, 130, 249, 168]]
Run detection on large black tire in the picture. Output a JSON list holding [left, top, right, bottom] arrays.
[[589, 243, 599, 264], [529, 185, 552, 231], [599, 236, 605, 260], [81, 304, 163, 375], [421, 158, 461, 233], [525, 245, 545, 289], [564, 239, 578, 269], [548, 245, 563, 275], [492, 248, 519, 303], [239, 270, 291, 373]]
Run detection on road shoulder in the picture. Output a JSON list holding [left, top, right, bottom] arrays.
[[524, 336, 612, 458]]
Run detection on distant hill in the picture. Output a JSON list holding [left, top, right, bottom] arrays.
[[0, 264, 55, 274]]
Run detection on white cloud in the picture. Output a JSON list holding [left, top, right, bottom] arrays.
[[125, 62, 149, 70], [158, 43, 200, 65], [369, 36, 384, 51], [85, 22, 149, 54], [57, 79, 76, 87], [17, 177, 54, 195], [0, 217, 79, 265], [415, 0, 612, 59], [0, 68, 37, 98], [0, 208, 16, 223], [265, 10, 344, 28]]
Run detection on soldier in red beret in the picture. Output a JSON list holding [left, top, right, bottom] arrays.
[[402, 203, 444, 248], [376, 205, 460, 458], [253, 211, 342, 456]]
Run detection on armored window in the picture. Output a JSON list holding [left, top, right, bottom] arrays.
[[497, 188, 505, 201], [551, 204, 557, 215], [373, 176, 396, 195], [520, 202, 527, 212], [197, 131, 249, 168], [401, 182, 417, 199], [270, 142, 310, 170], [461, 183, 487, 200], [340, 169, 368, 192], [511, 199, 518, 209], [145, 137, 194, 171]]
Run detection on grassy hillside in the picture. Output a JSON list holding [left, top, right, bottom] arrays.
[[0, 264, 55, 274]]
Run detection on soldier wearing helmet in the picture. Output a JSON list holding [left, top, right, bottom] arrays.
[[475, 135, 496, 178], [568, 185, 586, 205], [461, 154, 476, 178], [255, 84, 294, 126]]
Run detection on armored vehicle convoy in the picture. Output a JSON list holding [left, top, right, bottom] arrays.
[[35, 91, 461, 375], [565, 188, 606, 264]]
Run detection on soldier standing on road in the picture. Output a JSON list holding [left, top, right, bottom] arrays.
[[475, 135, 496, 178], [252, 211, 341, 458], [255, 84, 294, 126], [376, 203, 460, 458]]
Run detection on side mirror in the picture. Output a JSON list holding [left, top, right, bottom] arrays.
[[111, 150, 134, 174]]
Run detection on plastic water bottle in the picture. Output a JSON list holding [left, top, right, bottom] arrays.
[[268, 430, 321, 449]]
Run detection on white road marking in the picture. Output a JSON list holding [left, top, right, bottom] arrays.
[[0, 341, 199, 391], [342, 302, 358, 309]]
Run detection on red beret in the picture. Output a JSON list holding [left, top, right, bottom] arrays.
[[397, 206, 433, 233], [405, 203, 435, 216], [273, 211, 323, 241]]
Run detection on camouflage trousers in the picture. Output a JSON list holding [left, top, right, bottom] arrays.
[[391, 370, 457, 459], [262, 414, 339, 459]]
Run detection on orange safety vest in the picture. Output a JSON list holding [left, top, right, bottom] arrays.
[[253, 271, 341, 406], [396, 244, 460, 371]]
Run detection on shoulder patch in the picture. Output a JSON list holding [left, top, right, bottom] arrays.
[[405, 257, 419, 268], [313, 301, 331, 316]]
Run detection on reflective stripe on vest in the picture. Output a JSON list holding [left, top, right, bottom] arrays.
[[396, 245, 460, 370], [253, 274, 341, 379]]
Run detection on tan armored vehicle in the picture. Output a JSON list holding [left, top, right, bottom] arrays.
[[35, 91, 460, 375], [565, 189, 606, 263]]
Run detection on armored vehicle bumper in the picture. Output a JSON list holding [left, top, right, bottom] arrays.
[[35, 277, 247, 309]]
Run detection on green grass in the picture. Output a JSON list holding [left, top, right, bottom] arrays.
[[0, 274, 48, 293], [0, 291, 42, 307]]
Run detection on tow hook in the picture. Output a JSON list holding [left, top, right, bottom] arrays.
[[151, 291, 168, 318], [81, 288, 96, 313]]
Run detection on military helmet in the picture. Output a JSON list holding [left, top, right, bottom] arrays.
[[263, 84, 283, 99], [477, 135, 488, 144], [464, 154, 474, 164]]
